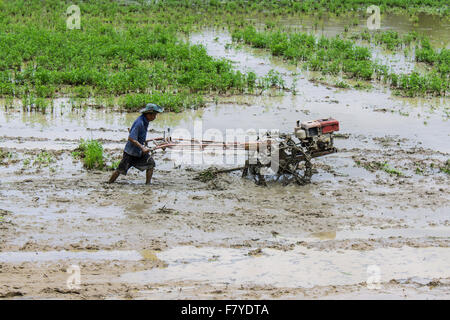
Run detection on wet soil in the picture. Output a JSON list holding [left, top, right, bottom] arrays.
[[0, 128, 448, 299]]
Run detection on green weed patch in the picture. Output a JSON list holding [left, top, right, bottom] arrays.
[[33, 151, 55, 167], [74, 139, 105, 170], [355, 159, 405, 176]]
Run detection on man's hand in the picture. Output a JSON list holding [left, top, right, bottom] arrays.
[[128, 137, 151, 154]]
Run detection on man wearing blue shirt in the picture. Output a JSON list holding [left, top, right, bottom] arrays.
[[108, 103, 163, 185]]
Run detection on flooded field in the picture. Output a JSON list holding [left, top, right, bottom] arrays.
[[260, 12, 450, 46], [1, 14, 449, 299]]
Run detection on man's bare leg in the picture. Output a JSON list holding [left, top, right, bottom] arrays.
[[146, 168, 153, 185], [108, 170, 120, 183]]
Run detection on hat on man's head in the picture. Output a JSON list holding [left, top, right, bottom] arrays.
[[140, 103, 164, 114]]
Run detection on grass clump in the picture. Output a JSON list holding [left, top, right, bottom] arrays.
[[374, 31, 403, 50], [379, 162, 404, 176], [415, 39, 449, 76], [73, 139, 105, 170], [194, 167, 219, 182], [33, 151, 55, 167], [388, 71, 448, 97]]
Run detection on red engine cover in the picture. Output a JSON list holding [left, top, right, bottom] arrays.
[[318, 118, 339, 134]]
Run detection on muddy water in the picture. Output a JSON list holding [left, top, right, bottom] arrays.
[[0, 27, 449, 299]]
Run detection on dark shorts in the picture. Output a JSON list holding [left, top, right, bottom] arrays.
[[117, 152, 155, 175]]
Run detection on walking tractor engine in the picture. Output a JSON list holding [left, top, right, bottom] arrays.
[[294, 118, 339, 154], [242, 118, 339, 186]]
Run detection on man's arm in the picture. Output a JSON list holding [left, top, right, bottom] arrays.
[[128, 137, 150, 154], [128, 122, 150, 154]]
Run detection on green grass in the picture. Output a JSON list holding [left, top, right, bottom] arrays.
[[74, 139, 105, 170]]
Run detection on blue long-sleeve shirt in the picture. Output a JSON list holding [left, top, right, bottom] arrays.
[[124, 114, 149, 157]]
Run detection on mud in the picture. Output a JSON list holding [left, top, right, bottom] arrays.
[[0, 26, 449, 299]]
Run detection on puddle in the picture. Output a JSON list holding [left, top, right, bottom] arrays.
[[0, 250, 143, 263], [119, 245, 450, 288]]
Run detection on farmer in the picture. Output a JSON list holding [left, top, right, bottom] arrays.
[[108, 103, 163, 185]]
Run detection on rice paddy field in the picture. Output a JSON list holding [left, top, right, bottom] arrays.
[[0, 0, 449, 300]]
